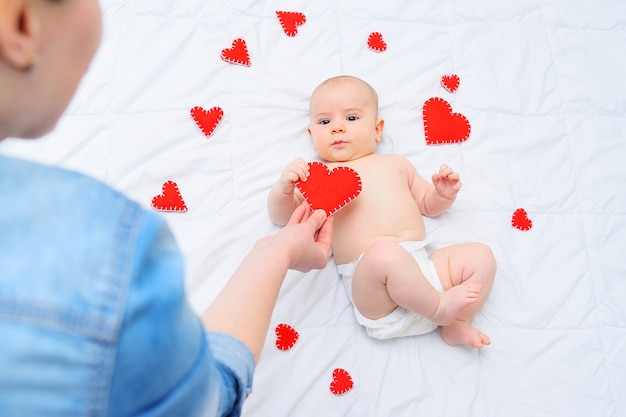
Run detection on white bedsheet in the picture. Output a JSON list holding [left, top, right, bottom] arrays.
[[2, 1, 625, 416]]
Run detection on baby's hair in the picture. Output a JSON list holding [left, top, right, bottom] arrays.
[[311, 75, 379, 115]]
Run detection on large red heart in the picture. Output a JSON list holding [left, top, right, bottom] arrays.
[[220, 38, 251, 67], [441, 74, 460, 93], [151, 181, 187, 212], [512, 208, 533, 231], [275, 323, 299, 351], [330, 368, 354, 395], [295, 162, 362, 217], [190, 106, 223, 137], [276, 11, 306, 37], [422, 97, 471, 145], [367, 32, 387, 52]]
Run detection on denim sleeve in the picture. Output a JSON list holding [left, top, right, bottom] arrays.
[[107, 209, 254, 417], [205, 332, 255, 417]]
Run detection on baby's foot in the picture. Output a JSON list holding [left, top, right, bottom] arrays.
[[441, 320, 491, 348], [429, 282, 480, 326]]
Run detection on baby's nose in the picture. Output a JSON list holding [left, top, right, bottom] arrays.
[[331, 123, 345, 133]]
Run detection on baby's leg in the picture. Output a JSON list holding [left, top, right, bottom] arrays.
[[431, 243, 496, 348], [350, 240, 477, 323]]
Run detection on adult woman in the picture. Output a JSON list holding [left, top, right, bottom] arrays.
[[0, 1, 333, 415]]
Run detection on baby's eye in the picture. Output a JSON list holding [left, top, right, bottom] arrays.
[[319, 119, 330, 125], [347, 115, 358, 121]]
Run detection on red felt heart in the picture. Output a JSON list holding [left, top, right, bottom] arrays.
[[330, 368, 354, 395], [276, 11, 306, 37], [190, 106, 223, 137], [295, 162, 362, 217], [512, 208, 532, 231], [367, 32, 387, 52], [275, 323, 299, 351], [220, 38, 251, 67], [422, 97, 471, 145], [151, 181, 187, 212], [441, 74, 460, 93]]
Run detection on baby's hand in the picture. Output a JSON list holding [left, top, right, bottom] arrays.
[[276, 158, 310, 194], [432, 164, 461, 199]]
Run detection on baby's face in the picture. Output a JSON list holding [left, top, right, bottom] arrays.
[[308, 79, 383, 163]]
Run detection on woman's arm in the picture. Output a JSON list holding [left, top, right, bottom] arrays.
[[201, 203, 333, 362]]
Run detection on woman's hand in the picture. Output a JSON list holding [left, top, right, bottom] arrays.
[[262, 202, 334, 271]]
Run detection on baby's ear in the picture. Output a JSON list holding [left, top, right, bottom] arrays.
[[0, 0, 38, 71], [375, 118, 385, 142], [306, 126, 312, 137]]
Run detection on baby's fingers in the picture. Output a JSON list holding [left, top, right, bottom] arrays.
[[438, 164, 454, 177], [288, 158, 311, 182]]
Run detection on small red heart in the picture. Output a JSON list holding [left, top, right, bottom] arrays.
[[422, 97, 471, 145], [190, 106, 223, 138], [220, 38, 251, 67], [276, 11, 306, 37], [275, 323, 299, 351], [367, 32, 387, 52], [441, 74, 460, 93], [330, 368, 354, 395], [512, 208, 533, 231], [296, 162, 362, 217], [151, 181, 187, 212]]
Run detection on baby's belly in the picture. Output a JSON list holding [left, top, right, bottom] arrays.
[[331, 227, 426, 265]]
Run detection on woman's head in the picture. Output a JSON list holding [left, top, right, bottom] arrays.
[[0, 0, 102, 139]]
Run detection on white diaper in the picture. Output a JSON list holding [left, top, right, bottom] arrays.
[[336, 240, 444, 340]]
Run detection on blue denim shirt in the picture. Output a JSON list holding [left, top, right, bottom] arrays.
[[0, 155, 254, 416]]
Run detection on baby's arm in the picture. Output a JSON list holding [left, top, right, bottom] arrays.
[[267, 158, 309, 225], [409, 161, 461, 217]]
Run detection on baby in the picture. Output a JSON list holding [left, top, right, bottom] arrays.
[[268, 76, 496, 348]]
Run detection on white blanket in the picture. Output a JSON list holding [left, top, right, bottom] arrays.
[[2, 1, 625, 416]]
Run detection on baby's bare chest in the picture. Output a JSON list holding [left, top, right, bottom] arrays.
[[335, 166, 421, 228], [358, 166, 411, 200]]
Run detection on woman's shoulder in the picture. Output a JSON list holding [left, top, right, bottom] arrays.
[[0, 154, 171, 339], [1, 154, 139, 217]]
